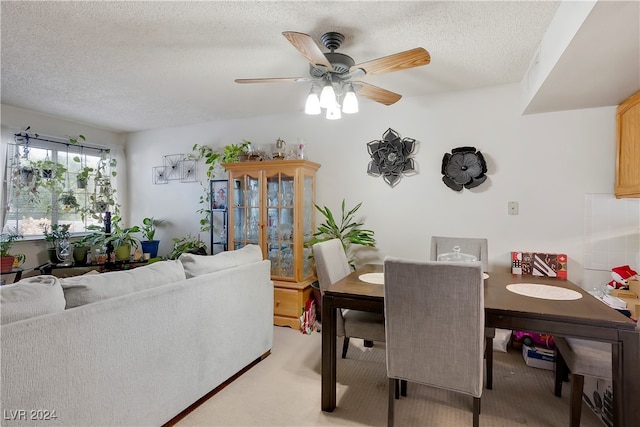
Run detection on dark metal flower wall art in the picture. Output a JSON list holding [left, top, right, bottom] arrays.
[[441, 146, 487, 191], [367, 128, 417, 187]]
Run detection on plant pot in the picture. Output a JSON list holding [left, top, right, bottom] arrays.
[[77, 178, 88, 189], [114, 244, 131, 261], [73, 246, 88, 265], [141, 240, 160, 258], [1, 256, 15, 273], [47, 247, 59, 263]]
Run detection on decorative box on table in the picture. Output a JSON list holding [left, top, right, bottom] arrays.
[[511, 251, 567, 278]]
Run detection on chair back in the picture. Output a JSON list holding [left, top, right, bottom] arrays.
[[430, 236, 489, 272], [383, 258, 484, 398], [313, 239, 351, 293]]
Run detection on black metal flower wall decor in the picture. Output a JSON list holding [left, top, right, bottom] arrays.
[[367, 128, 417, 187], [441, 146, 487, 191]]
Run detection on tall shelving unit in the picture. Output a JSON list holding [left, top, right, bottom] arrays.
[[224, 160, 320, 329], [209, 179, 228, 255]]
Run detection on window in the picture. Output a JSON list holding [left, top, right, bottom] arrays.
[[4, 136, 117, 237]]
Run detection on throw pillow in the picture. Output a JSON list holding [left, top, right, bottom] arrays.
[[61, 259, 186, 308], [180, 244, 263, 278], [0, 275, 66, 325]]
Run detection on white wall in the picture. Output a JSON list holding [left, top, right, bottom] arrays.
[[125, 83, 637, 288]]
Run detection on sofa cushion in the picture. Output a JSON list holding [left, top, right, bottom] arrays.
[[0, 275, 66, 325], [61, 259, 186, 308], [179, 244, 263, 278]]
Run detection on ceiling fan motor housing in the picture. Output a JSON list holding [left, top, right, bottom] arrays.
[[310, 52, 355, 77]]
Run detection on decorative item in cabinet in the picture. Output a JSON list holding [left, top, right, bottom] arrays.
[[224, 160, 321, 329], [209, 179, 228, 254], [615, 91, 640, 198]]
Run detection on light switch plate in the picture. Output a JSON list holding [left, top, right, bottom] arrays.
[[508, 201, 519, 215]]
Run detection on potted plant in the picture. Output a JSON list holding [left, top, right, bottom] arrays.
[[168, 234, 207, 260], [0, 229, 23, 272], [139, 217, 163, 258], [106, 216, 140, 261], [42, 223, 71, 263], [308, 199, 376, 268], [59, 190, 80, 211]]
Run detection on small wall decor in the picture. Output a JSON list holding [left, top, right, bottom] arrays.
[[153, 166, 168, 184], [164, 154, 184, 180], [152, 153, 198, 185], [441, 146, 487, 191], [367, 128, 417, 187]]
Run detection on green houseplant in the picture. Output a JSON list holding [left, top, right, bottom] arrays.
[[42, 223, 71, 263], [106, 216, 140, 261], [1, 229, 23, 272], [168, 234, 207, 260], [308, 199, 376, 268], [191, 140, 251, 233], [139, 217, 163, 258]]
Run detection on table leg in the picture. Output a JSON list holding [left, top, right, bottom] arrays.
[[322, 293, 337, 412], [620, 330, 640, 427]]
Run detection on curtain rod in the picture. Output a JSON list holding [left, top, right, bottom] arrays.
[[13, 131, 107, 152]]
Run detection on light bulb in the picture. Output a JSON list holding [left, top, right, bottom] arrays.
[[342, 88, 358, 114], [319, 84, 337, 109], [305, 92, 321, 115], [326, 104, 342, 120]]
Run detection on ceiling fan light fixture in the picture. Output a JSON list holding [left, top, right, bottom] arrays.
[[319, 83, 337, 109], [305, 89, 321, 115], [326, 104, 342, 120], [342, 85, 358, 114]]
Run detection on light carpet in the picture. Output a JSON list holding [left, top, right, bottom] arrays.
[[175, 326, 603, 426]]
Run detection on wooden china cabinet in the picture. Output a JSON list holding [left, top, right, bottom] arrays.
[[615, 91, 640, 198], [223, 160, 320, 329]]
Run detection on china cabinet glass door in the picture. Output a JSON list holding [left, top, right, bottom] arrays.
[[232, 174, 260, 249], [266, 172, 295, 279]]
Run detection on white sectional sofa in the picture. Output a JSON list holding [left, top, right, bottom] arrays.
[[0, 245, 273, 426]]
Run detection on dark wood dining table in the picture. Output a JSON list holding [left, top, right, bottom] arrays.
[[321, 264, 640, 427]]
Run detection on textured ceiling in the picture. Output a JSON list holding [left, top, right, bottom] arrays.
[[2, 1, 565, 132]]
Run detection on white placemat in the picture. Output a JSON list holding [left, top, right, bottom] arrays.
[[506, 283, 582, 300], [359, 272, 384, 285]]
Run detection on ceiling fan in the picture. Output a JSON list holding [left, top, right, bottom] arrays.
[[235, 31, 431, 111]]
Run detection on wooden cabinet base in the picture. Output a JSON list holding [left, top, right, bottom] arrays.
[[273, 278, 314, 330]]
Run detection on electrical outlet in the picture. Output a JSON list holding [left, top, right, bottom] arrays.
[[508, 201, 519, 215]]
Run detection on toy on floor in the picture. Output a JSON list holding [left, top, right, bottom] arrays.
[[607, 265, 638, 290], [513, 331, 555, 349]]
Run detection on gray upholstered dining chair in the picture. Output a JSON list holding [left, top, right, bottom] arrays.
[[430, 235, 495, 389], [384, 258, 485, 427], [312, 238, 385, 359], [553, 337, 617, 427]]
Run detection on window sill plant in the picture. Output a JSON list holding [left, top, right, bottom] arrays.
[[0, 229, 24, 272]]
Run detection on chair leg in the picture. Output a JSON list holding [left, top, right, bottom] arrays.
[[341, 337, 350, 359], [400, 380, 407, 397], [473, 396, 481, 427], [395, 378, 399, 399], [388, 378, 395, 427], [364, 340, 374, 347], [485, 336, 493, 390], [569, 373, 584, 427], [554, 348, 568, 397]]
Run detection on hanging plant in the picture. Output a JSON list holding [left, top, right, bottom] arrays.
[[59, 190, 80, 211], [441, 146, 487, 191]]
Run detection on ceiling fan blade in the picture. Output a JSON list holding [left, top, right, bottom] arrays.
[[354, 81, 402, 106], [235, 77, 311, 84], [282, 31, 334, 72], [351, 47, 431, 76]]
